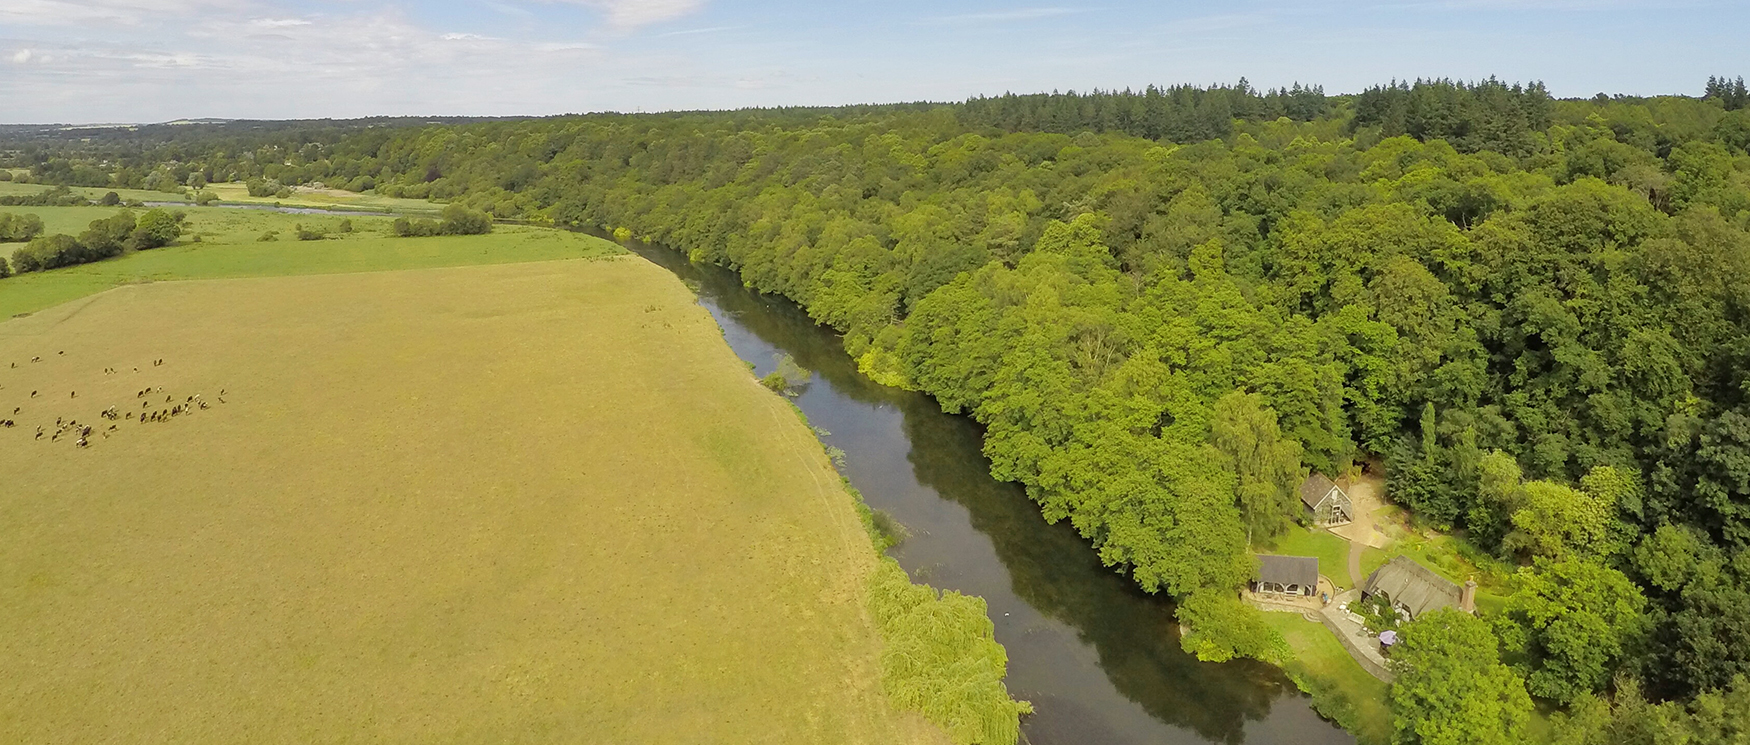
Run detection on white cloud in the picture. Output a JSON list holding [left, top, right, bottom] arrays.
[[930, 7, 1083, 23], [656, 25, 740, 37], [0, 0, 245, 26], [539, 0, 706, 29], [12, 49, 32, 64], [441, 32, 496, 41]]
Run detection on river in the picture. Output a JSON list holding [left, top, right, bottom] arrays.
[[625, 241, 1354, 745]]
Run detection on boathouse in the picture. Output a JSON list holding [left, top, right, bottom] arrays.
[[1253, 555, 1320, 597]]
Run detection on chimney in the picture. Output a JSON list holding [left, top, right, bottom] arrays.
[[1461, 579, 1478, 614]]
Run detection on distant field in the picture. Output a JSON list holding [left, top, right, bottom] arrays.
[[0, 181, 190, 204], [0, 258, 943, 743], [0, 181, 439, 213], [203, 181, 442, 213], [0, 206, 618, 317]]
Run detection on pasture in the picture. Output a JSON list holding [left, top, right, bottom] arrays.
[[0, 206, 617, 318], [201, 181, 442, 213], [0, 257, 943, 743], [0, 182, 190, 204]]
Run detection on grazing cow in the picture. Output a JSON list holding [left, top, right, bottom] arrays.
[[76, 438, 87, 448], [31, 391, 37, 398], [199, 402, 209, 410], [36, 431, 43, 440], [31, 357, 40, 362], [70, 391, 76, 398], [81, 426, 91, 437]]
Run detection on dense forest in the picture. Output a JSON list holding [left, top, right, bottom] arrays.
[[5, 78, 1750, 744]]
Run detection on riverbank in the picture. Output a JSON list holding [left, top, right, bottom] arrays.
[[625, 240, 1354, 745]]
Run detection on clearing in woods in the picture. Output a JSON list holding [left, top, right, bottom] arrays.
[[0, 257, 945, 743]]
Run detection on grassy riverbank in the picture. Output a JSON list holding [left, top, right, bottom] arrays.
[[1262, 613, 1392, 745]]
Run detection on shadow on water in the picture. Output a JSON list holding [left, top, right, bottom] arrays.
[[624, 240, 1354, 745]]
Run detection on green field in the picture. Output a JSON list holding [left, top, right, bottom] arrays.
[[0, 181, 440, 214], [203, 181, 442, 213], [0, 251, 948, 743], [1263, 613, 1392, 745], [0, 182, 190, 204], [0, 206, 615, 318]]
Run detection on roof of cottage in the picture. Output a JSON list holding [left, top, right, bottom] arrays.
[[1256, 554, 1320, 589], [1363, 556, 1462, 618]]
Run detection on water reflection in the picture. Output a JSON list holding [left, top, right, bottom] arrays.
[[625, 242, 1352, 745]]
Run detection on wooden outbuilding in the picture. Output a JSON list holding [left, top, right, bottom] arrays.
[[1253, 554, 1319, 597], [1300, 473, 1353, 527]]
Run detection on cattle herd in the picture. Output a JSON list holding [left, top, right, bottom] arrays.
[[1, 353, 226, 450]]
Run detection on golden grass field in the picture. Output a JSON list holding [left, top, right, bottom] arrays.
[[0, 257, 945, 743]]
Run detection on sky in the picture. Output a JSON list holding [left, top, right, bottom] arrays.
[[1, 0, 1744, 124]]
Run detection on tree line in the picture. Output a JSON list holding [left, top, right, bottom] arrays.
[[4, 77, 1749, 744], [0, 209, 183, 276]]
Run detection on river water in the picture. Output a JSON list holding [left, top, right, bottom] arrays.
[[626, 242, 1353, 745]]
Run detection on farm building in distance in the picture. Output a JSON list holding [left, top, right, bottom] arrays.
[[1299, 473, 1353, 526], [1252, 555, 1320, 597], [1360, 556, 1477, 619]]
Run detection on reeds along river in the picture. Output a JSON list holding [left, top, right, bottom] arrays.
[[626, 240, 1354, 745]]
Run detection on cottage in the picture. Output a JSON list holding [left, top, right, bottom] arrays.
[[1253, 554, 1319, 597], [1360, 555, 1476, 620], [1299, 473, 1353, 527]]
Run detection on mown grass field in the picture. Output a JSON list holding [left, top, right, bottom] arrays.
[[0, 207, 615, 318], [0, 256, 944, 743]]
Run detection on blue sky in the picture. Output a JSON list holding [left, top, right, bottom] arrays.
[[1, 0, 1743, 123]]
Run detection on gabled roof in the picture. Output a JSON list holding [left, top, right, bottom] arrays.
[[1362, 556, 1461, 618], [1256, 554, 1319, 588], [1300, 473, 1341, 509]]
